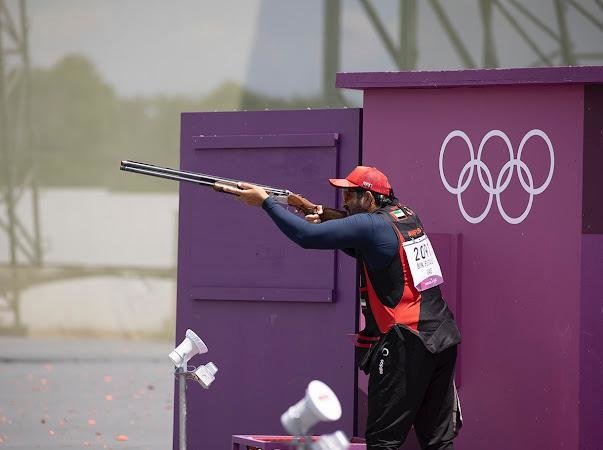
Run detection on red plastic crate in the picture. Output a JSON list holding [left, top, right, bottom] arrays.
[[232, 435, 366, 450]]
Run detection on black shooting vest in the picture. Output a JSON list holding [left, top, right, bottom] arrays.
[[356, 204, 461, 354]]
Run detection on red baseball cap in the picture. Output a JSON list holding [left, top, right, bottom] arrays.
[[329, 166, 392, 195]]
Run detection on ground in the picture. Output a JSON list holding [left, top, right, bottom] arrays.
[[0, 337, 174, 449]]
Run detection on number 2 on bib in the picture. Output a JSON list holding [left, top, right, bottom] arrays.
[[402, 234, 444, 291]]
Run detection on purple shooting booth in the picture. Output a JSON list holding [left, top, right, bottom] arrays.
[[176, 66, 603, 450], [335, 66, 603, 450], [176, 109, 362, 450]]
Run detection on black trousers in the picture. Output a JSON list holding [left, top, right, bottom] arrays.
[[365, 326, 460, 450]]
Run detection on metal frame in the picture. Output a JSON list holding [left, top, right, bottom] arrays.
[[0, 1, 175, 334], [321, 0, 603, 96], [2, 0, 601, 333], [0, 0, 39, 333]]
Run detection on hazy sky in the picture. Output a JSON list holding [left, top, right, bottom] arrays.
[[27, 0, 263, 97], [23, 0, 603, 98]]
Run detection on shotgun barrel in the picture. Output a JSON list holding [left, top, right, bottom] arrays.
[[119, 160, 347, 221], [119, 160, 291, 197]]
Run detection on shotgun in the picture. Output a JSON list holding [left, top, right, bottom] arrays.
[[119, 160, 347, 221]]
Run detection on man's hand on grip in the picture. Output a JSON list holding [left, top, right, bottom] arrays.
[[305, 204, 323, 223]]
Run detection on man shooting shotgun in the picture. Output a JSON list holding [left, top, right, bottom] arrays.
[[120, 160, 462, 449], [119, 160, 345, 221], [220, 166, 462, 450]]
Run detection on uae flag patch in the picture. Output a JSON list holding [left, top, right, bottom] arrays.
[[391, 209, 406, 219]]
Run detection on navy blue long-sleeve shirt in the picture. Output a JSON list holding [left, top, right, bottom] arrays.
[[262, 197, 398, 271]]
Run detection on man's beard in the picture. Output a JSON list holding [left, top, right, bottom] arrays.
[[344, 204, 359, 215]]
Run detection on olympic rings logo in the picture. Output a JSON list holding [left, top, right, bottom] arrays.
[[439, 129, 554, 224]]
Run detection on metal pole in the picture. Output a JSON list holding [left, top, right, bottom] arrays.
[[399, 0, 418, 69], [567, 0, 603, 32], [555, 0, 577, 65], [178, 367, 187, 450], [427, 0, 476, 68], [0, 0, 22, 328], [322, 0, 341, 106], [18, 0, 42, 265], [493, 0, 553, 66], [506, 0, 562, 43], [479, 0, 499, 67], [359, 0, 401, 67]]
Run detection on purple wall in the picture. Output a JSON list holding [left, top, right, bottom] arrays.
[[580, 235, 603, 450], [176, 109, 361, 450], [358, 84, 584, 449], [580, 85, 603, 450], [174, 68, 602, 449], [583, 85, 603, 233]]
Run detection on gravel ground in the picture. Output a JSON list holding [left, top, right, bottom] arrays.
[[0, 337, 174, 449]]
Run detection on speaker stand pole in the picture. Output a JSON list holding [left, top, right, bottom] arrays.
[[177, 367, 187, 450]]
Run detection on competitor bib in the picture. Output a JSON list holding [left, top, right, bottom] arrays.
[[402, 234, 443, 291]]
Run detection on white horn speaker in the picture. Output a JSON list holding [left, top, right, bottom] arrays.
[[281, 380, 342, 436], [168, 329, 208, 368]]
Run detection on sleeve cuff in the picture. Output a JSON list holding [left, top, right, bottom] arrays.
[[262, 196, 278, 211]]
